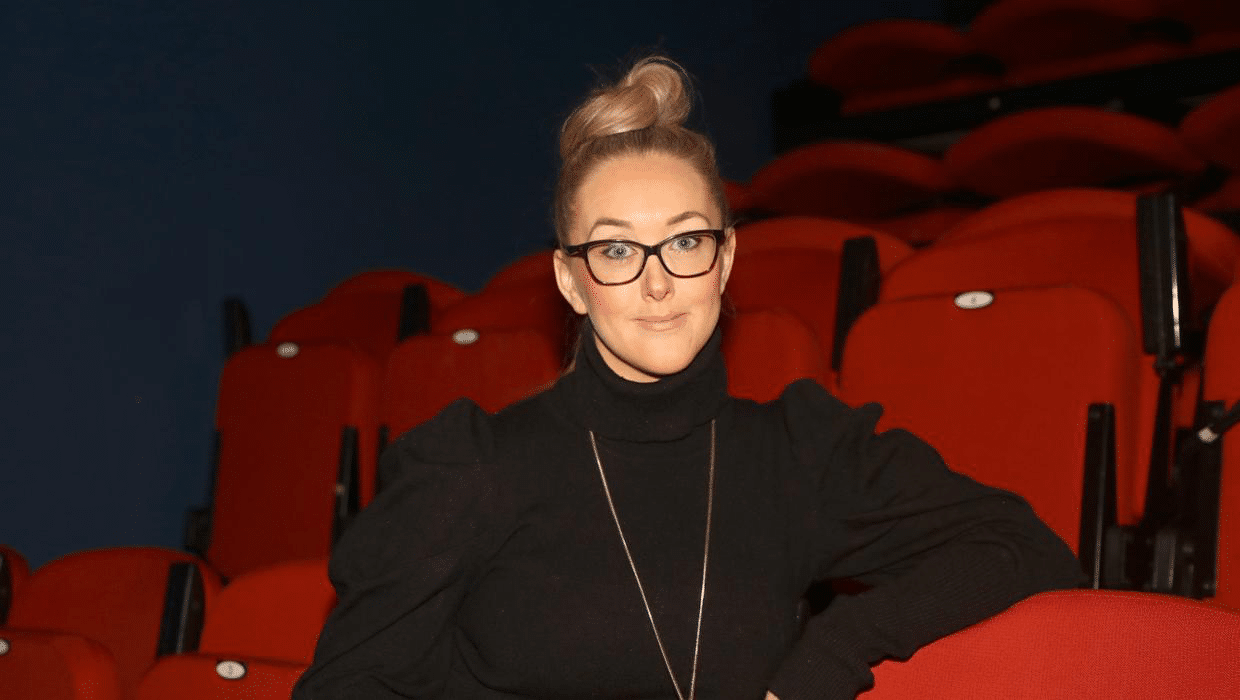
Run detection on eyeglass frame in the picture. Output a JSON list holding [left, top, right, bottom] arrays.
[[560, 229, 728, 286]]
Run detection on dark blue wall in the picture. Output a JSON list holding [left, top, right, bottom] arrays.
[[2, 0, 940, 568]]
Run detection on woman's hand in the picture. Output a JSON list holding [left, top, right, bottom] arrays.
[[765, 693, 780, 700]]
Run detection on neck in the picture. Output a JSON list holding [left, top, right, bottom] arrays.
[[550, 318, 728, 442]]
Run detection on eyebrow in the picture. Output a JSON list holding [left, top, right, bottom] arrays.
[[587, 210, 711, 234]]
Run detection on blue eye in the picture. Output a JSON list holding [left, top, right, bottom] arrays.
[[669, 234, 702, 252], [599, 242, 636, 260]]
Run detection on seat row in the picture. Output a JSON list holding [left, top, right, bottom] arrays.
[[2, 544, 1238, 699], [808, 0, 1240, 115], [185, 188, 1240, 608], [0, 546, 330, 700], [731, 83, 1240, 246]]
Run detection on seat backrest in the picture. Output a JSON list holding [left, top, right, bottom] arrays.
[[726, 248, 844, 359], [734, 216, 913, 272], [859, 590, 1240, 699], [0, 629, 122, 700], [839, 286, 1143, 549], [134, 561, 331, 700], [483, 249, 556, 291], [269, 270, 465, 361], [721, 309, 829, 402], [1206, 283, 1240, 608], [747, 141, 952, 219], [944, 107, 1204, 199], [381, 328, 561, 444], [211, 342, 381, 578], [198, 559, 334, 665], [431, 278, 575, 360], [934, 189, 1240, 310], [137, 655, 306, 700], [5, 547, 221, 698]]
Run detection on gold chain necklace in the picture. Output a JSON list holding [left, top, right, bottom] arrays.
[[588, 419, 715, 700]]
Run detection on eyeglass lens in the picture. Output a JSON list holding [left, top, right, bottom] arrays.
[[585, 232, 718, 284]]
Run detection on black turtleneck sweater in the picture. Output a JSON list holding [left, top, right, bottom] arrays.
[[293, 323, 1083, 700]]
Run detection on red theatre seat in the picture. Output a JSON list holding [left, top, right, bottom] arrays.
[[807, 19, 1002, 115], [137, 559, 335, 700], [734, 216, 913, 273], [431, 277, 575, 361], [747, 142, 952, 221], [721, 309, 829, 402], [929, 188, 1240, 325], [859, 590, 1240, 698], [269, 269, 465, 361], [967, 0, 1186, 85], [839, 286, 1142, 554], [945, 107, 1206, 200], [0, 547, 221, 700], [210, 341, 381, 578], [381, 328, 561, 444], [726, 248, 846, 387], [1180, 82, 1240, 175], [482, 249, 555, 292]]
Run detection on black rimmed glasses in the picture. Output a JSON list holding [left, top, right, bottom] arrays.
[[562, 229, 726, 286]]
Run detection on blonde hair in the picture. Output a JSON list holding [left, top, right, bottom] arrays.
[[554, 56, 730, 245]]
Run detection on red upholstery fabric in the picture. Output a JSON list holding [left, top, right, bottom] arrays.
[[725, 249, 844, 379], [721, 309, 830, 401], [198, 559, 334, 665], [211, 342, 381, 578], [747, 142, 952, 219], [431, 278, 575, 359], [5, 547, 221, 699], [1206, 284, 1240, 609], [931, 189, 1240, 322], [734, 216, 914, 272], [807, 18, 1001, 113], [860, 589, 1240, 698], [808, 19, 977, 95], [839, 287, 1142, 549], [1180, 83, 1240, 173], [269, 269, 465, 361], [0, 629, 122, 700], [137, 655, 306, 700], [881, 221, 1204, 523], [1156, 0, 1240, 53], [723, 179, 752, 214], [482, 249, 555, 292], [967, 0, 1184, 84], [381, 328, 561, 440], [945, 107, 1206, 199], [860, 205, 975, 247]]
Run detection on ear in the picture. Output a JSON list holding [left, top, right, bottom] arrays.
[[554, 249, 590, 315], [718, 227, 737, 294]]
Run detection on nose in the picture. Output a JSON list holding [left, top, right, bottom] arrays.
[[640, 251, 673, 301]]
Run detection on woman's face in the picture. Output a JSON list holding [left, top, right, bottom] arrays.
[[554, 152, 734, 383]]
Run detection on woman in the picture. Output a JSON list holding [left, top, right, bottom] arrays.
[[293, 57, 1082, 700]]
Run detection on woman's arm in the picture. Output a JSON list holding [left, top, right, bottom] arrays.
[[767, 381, 1084, 700]]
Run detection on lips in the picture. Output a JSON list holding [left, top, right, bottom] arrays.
[[635, 312, 687, 331]]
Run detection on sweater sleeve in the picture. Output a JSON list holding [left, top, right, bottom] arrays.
[[292, 399, 510, 700], [767, 380, 1085, 700]]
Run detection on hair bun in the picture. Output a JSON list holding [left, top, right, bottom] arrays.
[[559, 57, 693, 161]]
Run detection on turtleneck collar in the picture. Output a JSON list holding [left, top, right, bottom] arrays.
[[548, 317, 729, 443]]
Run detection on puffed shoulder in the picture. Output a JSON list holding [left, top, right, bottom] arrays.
[[332, 398, 506, 586], [773, 379, 887, 466], [378, 397, 496, 488]]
